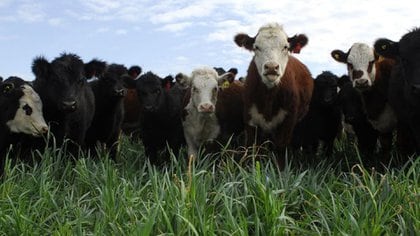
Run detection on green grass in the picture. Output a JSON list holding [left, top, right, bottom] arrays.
[[0, 137, 419, 235]]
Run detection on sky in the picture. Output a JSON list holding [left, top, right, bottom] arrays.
[[0, 0, 418, 81]]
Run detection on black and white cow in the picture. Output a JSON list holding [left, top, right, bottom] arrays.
[[180, 67, 235, 157], [32, 53, 95, 155], [0, 76, 48, 175]]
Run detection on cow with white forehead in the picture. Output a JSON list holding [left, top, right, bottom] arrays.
[[181, 67, 235, 157], [331, 43, 378, 89], [332, 43, 397, 166], [1, 76, 48, 176], [234, 23, 313, 167]]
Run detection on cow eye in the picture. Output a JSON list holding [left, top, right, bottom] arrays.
[[348, 63, 354, 70], [254, 45, 260, 51], [22, 104, 33, 116]]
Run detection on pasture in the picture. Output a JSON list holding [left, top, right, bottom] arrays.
[[0, 135, 418, 235]]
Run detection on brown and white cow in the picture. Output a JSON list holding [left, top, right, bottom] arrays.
[[181, 67, 236, 157], [331, 43, 396, 165], [234, 23, 313, 166]]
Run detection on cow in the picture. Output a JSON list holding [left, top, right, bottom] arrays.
[[292, 71, 342, 157], [85, 61, 130, 159], [234, 23, 313, 167], [126, 71, 185, 164], [331, 43, 396, 166], [0, 76, 48, 176], [374, 28, 420, 159], [180, 67, 240, 157], [337, 75, 379, 162], [85, 59, 106, 81], [32, 53, 95, 156], [121, 65, 142, 136]]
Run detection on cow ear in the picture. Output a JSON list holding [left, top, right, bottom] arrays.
[[122, 74, 137, 89], [331, 50, 348, 63], [175, 73, 191, 89], [374, 38, 399, 59], [234, 33, 255, 51], [288, 34, 308, 53], [218, 72, 235, 89], [0, 76, 3, 83], [32, 56, 50, 79]]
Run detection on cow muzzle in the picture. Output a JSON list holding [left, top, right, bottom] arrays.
[[198, 103, 215, 113], [263, 62, 280, 82], [354, 78, 370, 89], [61, 100, 77, 112]]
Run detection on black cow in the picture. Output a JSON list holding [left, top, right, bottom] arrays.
[[0, 76, 48, 176], [292, 71, 342, 156], [374, 28, 420, 158], [85, 61, 130, 159], [126, 71, 185, 164], [338, 75, 379, 161], [32, 53, 95, 155]]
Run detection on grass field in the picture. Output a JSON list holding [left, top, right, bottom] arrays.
[[0, 137, 419, 235]]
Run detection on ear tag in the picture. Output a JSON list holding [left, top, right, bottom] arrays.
[[3, 84, 13, 93], [221, 81, 230, 89], [334, 54, 340, 59], [382, 44, 387, 50]]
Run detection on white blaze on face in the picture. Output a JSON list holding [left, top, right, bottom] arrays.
[[6, 84, 48, 136], [347, 43, 376, 88], [253, 23, 290, 88], [190, 67, 219, 113]]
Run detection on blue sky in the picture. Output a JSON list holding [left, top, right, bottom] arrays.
[[0, 0, 418, 80]]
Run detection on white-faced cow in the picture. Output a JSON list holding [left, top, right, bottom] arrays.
[[180, 67, 237, 157], [0, 76, 48, 176], [234, 23, 313, 167], [32, 53, 95, 156], [374, 28, 420, 160], [332, 42, 396, 165]]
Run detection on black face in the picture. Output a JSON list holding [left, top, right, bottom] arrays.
[[0, 77, 25, 124], [338, 83, 365, 124], [399, 29, 420, 92], [32, 53, 86, 112], [314, 72, 339, 106], [136, 72, 164, 112], [98, 64, 127, 99]]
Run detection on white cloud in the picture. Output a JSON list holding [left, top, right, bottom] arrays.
[[115, 29, 127, 35], [157, 22, 193, 32], [17, 2, 45, 22], [48, 18, 62, 26]]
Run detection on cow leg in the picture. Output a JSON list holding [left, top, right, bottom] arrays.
[[273, 116, 297, 170], [245, 124, 258, 147], [378, 132, 393, 167]]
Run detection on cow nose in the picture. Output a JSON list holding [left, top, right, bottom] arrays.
[[61, 100, 77, 111], [114, 89, 125, 97], [264, 62, 280, 74], [354, 79, 369, 88], [198, 103, 215, 113], [40, 126, 49, 134]]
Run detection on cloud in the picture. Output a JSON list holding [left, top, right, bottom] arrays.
[[157, 22, 193, 32], [17, 2, 45, 22], [115, 29, 127, 35], [48, 18, 62, 26]]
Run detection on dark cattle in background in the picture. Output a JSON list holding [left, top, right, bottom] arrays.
[[234, 23, 313, 167], [85, 61, 130, 159], [0, 76, 48, 176], [126, 71, 185, 164], [338, 75, 379, 160], [85, 59, 106, 81], [375, 28, 420, 158], [32, 53, 95, 155], [292, 71, 342, 157], [162, 75, 175, 91], [332, 43, 396, 166], [122, 65, 142, 136]]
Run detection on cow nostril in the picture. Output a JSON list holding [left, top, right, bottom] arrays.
[[41, 126, 49, 133], [275, 65, 279, 70]]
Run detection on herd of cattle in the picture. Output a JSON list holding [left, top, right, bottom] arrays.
[[1, 23, 419, 174]]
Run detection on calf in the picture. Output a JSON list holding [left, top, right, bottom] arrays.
[[0, 76, 48, 175], [85, 62, 130, 159], [374, 28, 420, 158], [234, 23, 313, 167], [180, 67, 236, 157], [127, 71, 185, 164], [32, 53, 95, 155], [332, 43, 396, 165], [292, 71, 342, 156], [122, 65, 142, 136]]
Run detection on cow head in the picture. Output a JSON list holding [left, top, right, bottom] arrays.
[[85, 58, 107, 80], [375, 28, 420, 95], [181, 67, 234, 113], [337, 78, 365, 124], [1, 77, 48, 136], [331, 43, 377, 89], [313, 71, 339, 106], [234, 23, 308, 88], [135, 72, 165, 113], [32, 53, 87, 113], [94, 63, 129, 99]]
